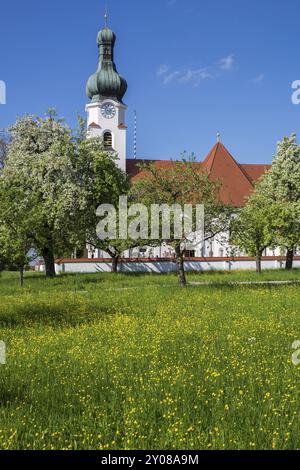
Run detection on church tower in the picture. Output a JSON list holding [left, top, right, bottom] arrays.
[[86, 16, 128, 171]]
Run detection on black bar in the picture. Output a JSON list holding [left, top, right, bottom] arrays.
[[0, 450, 296, 466]]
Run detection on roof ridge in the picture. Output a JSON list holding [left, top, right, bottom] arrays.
[[202, 143, 219, 173], [209, 142, 221, 174]]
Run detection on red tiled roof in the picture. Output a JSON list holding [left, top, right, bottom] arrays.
[[240, 164, 271, 183], [127, 143, 271, 207], [127, 159, 177, 181]]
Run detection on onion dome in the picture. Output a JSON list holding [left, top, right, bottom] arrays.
[[86, 22, 127, 104], [97, 28, 116, 45]]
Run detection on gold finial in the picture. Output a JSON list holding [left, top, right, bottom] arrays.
[[217, 132, 221, 143]]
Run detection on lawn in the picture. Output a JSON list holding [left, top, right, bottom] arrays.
[[0, 270, 299, 450]]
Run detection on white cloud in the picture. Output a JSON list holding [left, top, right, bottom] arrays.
[[164, 71, 181, 84], [252, 73, 265, 83], [157, 54, 236, 87], [178, 67, 213, 86], [157, 65, 212, 87], [157, 64, 169, 77], [157, 65, 181, 84], [219, 54, 235, 71]]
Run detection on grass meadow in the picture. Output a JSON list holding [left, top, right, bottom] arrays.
[[0, 270, 299, 450]]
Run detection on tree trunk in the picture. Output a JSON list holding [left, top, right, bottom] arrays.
[[256, 255, 262, 274], [175, 245, 187, 287], [111, 255, 119, 273], [42, 247, 56, 278], [19, 266, 24, 288], [286, 248, 294, 270]]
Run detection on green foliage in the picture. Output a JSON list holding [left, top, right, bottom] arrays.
[[1, 113, 84, 274], [259, 134, 300, 202], [257, 134, 300, 252], [131, 155, 230, 242], [75, 137, 131, 265], [0, 111, 129, 278], [0, 131, 9, 170], [130, 156, 231, 285], [131, 155, 218, 208], [231, 193, 273, 259], [232, 134, 300, 271], [0, 170, 36, 283], [91, 216, 141, 271]]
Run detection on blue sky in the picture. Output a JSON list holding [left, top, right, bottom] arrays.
[[1, 0, 300, 164]]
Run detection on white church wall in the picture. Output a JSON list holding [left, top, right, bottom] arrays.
[[87, 241, 296, 262], [53, 257, 300, 275]]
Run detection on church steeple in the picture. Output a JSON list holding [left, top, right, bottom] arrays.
[[86, 20, 127, 103], [85, 17, 128, 172]]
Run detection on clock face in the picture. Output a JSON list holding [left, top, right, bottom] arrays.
[[101, 103, 116, 119]]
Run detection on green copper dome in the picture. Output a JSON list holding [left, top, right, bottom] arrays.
[[86, 25, 127, 103]]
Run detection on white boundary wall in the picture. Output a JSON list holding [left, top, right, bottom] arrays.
[[51, 258, 300, 275]]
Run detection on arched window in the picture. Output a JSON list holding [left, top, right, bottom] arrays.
[[103, 132, 113, 149]]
